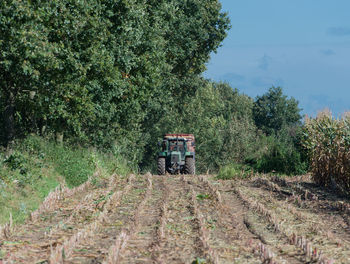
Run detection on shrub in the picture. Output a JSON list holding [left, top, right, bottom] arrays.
[[246, 129, 308, 176], [4, 151, 27, 171], [256, 139, 307, 175]]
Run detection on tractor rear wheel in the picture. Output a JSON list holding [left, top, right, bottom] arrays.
[[185, 157, 195, 175], [157, 157, 166, 175]]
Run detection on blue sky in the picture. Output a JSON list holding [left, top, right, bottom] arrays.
[[204, 0, 350, 117]]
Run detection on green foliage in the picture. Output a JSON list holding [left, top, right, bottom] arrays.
[[47, 145, 95, 187], [183, 82, 258, 173], [0, 0, 230, 158], [248, 86, 307, 175], [0, 0, 97, 141], [0, 1, 308, 178], [4, 151, 27, 171], [196, 193, 211, 200], [249, 133, 308, 176], [141, 80, 259, 174], [192, 257, 207, 264], [0, 135, 132, 225], [253, 86, 302, 135], [217, 164, 253, 180]]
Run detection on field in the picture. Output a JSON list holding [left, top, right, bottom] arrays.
[[1, 173, 350, 263]]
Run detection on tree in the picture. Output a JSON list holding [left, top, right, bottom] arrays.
[[249, 87, 307, 175], [0, 0, 102, 144], [253, 86, 302, 135], [0, 0, 231, 172]]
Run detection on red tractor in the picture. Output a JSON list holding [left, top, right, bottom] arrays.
[[157, 134, 195, 175]]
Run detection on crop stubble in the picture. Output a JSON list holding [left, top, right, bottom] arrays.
[[1, 174, 350, 263]]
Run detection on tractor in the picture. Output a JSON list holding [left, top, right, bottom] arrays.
[[157, 134, 196, 175]]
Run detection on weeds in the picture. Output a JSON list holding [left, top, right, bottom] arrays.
[[196, 193, 211, 200], [216, 164, 253, 180], [191, 257, 206, 264]]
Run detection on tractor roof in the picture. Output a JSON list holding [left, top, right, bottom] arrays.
[[164, 134, 195, 141]]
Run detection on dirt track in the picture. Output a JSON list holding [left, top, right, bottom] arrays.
[[1, 174, 350, 263]]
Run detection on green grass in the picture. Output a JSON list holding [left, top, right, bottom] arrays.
[[216, 164, 253, 180], [196, 193, 211, 200], [0, 135, 132, 225]]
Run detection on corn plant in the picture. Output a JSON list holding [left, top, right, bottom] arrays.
[[303, 110, 350, 192]]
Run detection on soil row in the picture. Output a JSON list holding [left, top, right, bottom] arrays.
[[2, 174, 350, 263]]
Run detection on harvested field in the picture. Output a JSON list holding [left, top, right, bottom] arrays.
[[1, 174, 350, 263]]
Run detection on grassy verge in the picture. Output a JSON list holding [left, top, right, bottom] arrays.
[[216, 164, 254, 180], [217, 163, 298, 181], [0, 135, 132, 225]]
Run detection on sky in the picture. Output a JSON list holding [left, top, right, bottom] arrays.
[[204, 0, 350, 117]]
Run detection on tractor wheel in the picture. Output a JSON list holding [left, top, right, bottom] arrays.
[[157, 157, 166, 175], [185, 157, 195, 175]]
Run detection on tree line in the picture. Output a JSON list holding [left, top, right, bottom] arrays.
[[0, 0, 306, 174]]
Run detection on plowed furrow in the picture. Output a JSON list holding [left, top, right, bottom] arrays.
[[2, 176, 119, 263], [147, 176, 201, 263], [249, 178, 350, 244], [48, 174, 134, 263], [186, 176, 259, 263], [113, 174, 162, 263], [269, 176, 350, 216], [149, 176, 172, 263], [6, 173, 350, 264], [250, 175, 350, 237], [189, 184, 220, 263], [241, 184, 350, 262], [65, 174, 147, 263], [235, 185, 339, 263], [190, 176, 296, 263]]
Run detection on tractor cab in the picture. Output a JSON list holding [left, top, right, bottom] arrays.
[[158, 134, 195, 175], [167, 139, 186, 153]]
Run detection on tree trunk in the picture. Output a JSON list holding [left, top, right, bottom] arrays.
[[4, 90, 15, 147]]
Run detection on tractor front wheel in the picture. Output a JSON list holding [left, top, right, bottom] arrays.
[[157, 157, 166, 175], [185, 157, 195, 175]]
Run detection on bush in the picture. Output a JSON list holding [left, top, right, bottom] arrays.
[[4, 151, 27, 171], [247, 129, 308, 176], [254, 139, 307, 175]]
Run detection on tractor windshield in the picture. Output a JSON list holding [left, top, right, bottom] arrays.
[[168, 140, 185, 153]]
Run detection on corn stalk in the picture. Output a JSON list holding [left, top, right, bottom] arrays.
[[303, 110, 350, 193]]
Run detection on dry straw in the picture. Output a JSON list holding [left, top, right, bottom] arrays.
[[103, 173, 153, 264], [234, 187, 335, 263], [190, 186, 220, 264], [0, 213, 13, 240], [157, 177, 170, 240], [30, 172, 96, 222], [199, 176, 222, 204], [49, 174, 135, 263]]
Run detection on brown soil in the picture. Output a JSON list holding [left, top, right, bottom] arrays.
[[1, 174, 350, 263]]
